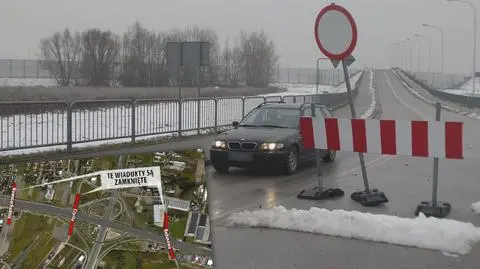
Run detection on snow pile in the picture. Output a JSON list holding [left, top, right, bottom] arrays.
[[361, 69, 376, 119], [471, 201, 480, 214], [441, 78, 480, 96], [460, 77, 480, 91], [227, 206, 480, 255], [0, 78, 58, 87]]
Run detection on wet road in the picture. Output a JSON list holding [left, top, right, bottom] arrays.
[[208, 69, 480, 269]]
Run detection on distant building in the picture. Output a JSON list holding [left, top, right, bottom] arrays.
[[165, 197, 190, 212], [166, 161, 186, 171], [184, 212, 211, 245], [44, 185, 55, 201]]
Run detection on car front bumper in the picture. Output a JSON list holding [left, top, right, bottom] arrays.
[[209, 148, 289, 168]]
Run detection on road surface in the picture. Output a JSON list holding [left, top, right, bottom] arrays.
[[0, 197, 213, 257], [207, 69, 480, 269], [83, 155, 124, 269]]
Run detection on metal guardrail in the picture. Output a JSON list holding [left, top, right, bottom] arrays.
[[0, 69, 366, 154], [396, 68, 480, 109], [401, 70, 470, 90], [0, 94, 341, 153]]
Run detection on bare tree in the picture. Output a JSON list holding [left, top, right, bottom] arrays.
[[221, 37, 243, 86], [80, 29, 120, 86], [119, 21, 168, 86], [39, 28, 81, 86], [238, 31, 278, 87]]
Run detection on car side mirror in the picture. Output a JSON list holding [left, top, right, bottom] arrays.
[[232, 121, 239, 128]]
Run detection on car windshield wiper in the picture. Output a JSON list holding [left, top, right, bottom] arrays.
[[238, 124, 259, 127]]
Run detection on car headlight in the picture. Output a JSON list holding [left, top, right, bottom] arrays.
[[261, 143, 284, 150], [212, 140, 227, 149]]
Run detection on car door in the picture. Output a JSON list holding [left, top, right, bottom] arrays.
[[298, 106, 314, 161]]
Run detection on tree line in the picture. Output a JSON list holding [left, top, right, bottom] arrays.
[[39, 21, 278, 87]]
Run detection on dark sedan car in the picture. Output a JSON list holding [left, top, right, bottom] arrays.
[[209, 101, 336, 174]]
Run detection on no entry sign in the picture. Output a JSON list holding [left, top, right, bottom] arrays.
[[314, 3, 358, 60]]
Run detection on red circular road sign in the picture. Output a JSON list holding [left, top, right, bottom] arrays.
[[314, 3, 358, 60]]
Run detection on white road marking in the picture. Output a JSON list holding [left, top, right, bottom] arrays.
[[383, 71, 428, 120]]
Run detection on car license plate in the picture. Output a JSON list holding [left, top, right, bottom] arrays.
[[228, 151, 253, 162]]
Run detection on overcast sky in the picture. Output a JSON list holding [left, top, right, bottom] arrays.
[[0, 0, 477, 73]]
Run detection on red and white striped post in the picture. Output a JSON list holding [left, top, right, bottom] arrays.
[[67, 194, 81, 237], [163, 211, 178, 266], [6, 182, 16, 225]]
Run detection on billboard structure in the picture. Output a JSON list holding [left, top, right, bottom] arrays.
[[166, 42, 211, 96], [21, 166, 178, 264]]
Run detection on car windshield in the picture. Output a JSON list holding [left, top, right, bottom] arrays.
[[239, 107, 300, 129]]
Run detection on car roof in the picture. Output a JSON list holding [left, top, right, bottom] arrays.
[[259, 102, 303, 109], [259, 102, 327, 110]]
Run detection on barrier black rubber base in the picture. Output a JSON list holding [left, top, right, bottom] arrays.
[[350, 189, 388, 207], [415, 201, 451, 218], [297, 187, 345, 200]]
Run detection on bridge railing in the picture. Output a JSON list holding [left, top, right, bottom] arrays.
[[0, 69, 366, 154], [0, 94, 344, 153]]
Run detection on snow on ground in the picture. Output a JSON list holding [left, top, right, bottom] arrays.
[[442, 77, 480, 96], [227, 206, 480, 255], [0, 73, 362, 156], [471, 201, 480, 214], [0, 78, 58, 87], [269, 72, 363, 96], [360, 69, 376, 119]]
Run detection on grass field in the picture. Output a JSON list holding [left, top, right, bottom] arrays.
[[131, 206, 187, 240], [6, 213, 59, 266], [102, 251, 197, 269], [79, 181, 105, 204], [50, 236, 86, 269], [19, 233, 58, 268]]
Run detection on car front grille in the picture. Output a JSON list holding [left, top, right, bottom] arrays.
[[228, 141, 258, 151]]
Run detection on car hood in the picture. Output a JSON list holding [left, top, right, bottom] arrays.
[[215, 127, 298, 142]]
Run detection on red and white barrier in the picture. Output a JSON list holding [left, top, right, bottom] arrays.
[[68, 194, 81, 236], [6, 182, 16, 225], [300, 117, 463, 159], [163, 212, 177, 260]]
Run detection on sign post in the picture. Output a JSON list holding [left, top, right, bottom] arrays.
[[301, 3, 388, 206]]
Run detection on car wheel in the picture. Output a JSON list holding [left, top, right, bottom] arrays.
[[213, 163, 229, 173], [323, 150, 336, 162], [284, 146, 299, 175]]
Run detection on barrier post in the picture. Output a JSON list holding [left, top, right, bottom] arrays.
[[297, 104, 345, 200], [343, 62, 388, 207], [415, 102, 452, 218]]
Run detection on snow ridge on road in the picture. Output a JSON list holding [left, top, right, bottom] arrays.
[[361, 68, 376, 119], [227, 206, 480, 256]]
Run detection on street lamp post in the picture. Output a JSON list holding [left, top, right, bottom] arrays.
[[413, 36, 421, 72], [415, 34, 432, 73], [447, 0, 477, 94], [391, 41, 402, 68], [423, 23, 445, 88], [316, 57, 330, 94], [403, 38, 413, 72]]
